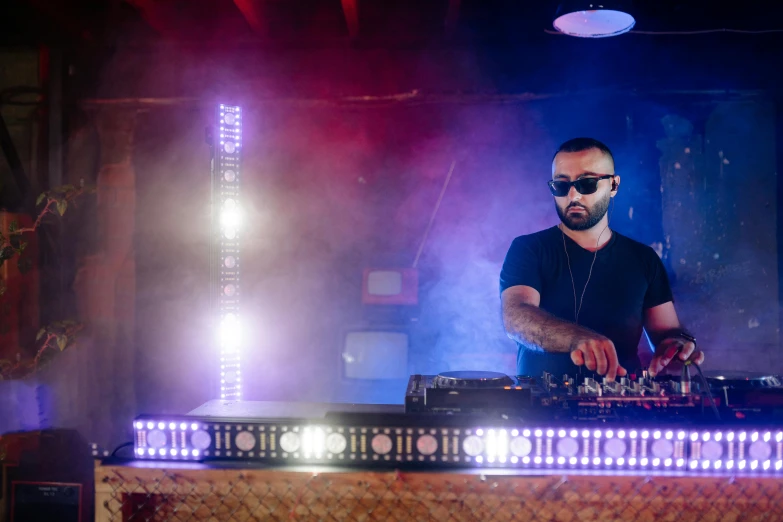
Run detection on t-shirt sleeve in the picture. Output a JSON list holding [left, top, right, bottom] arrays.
[[500, 236, 542, 295], [643, 249, 674, 309]]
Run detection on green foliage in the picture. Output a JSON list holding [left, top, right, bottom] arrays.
[[0, 319, 83, 380], [0, 183, 92, 380]]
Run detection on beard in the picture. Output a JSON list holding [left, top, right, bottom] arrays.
[[556, 193, 611, 231]]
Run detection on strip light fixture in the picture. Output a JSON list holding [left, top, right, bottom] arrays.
[[133, 417, 783, 475], [213, 104, 243, 400]]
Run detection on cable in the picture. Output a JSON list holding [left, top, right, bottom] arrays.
[[688, 361, 721, 421], [110, 441, 135, 458]]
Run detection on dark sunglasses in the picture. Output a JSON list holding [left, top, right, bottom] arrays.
[[547, 175, 615, 197]]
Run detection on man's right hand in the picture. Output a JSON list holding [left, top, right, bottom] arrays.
[[569, 334, 627, 381]]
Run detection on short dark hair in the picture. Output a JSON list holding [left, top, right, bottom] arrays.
[[553, 137, 614, 166]]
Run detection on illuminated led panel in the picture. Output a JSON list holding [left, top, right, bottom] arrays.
[[216, 104, 242, 400], [131, 416, 783, 475]]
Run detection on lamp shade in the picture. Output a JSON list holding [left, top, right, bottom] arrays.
[[553, 1, 635, 38]]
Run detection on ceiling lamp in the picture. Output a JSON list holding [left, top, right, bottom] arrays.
[[553, 1, 635, 38]]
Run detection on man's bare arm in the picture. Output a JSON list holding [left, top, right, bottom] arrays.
[[501, 286, 593, 352], [501, 286, 626, 379]]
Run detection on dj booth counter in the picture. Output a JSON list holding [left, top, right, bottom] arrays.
[[94, 461, 783, 521], [96, 399, 783, 521]]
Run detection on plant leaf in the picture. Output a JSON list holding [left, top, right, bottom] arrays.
[[8, 220, 18, 233], [0, 246, 14, 262], [56, 335, 67, 351], [56, 200, 68, 216], [36, 328, 46, 341], [36, 193, 46, 206], [17, 257, 32, 274]]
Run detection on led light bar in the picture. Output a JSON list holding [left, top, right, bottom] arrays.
[[213, 104, 242, 400], [132, 417, 783, 474]]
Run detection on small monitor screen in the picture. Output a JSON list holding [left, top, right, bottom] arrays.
[[343, 331, 408, 380], [366, 270, 403, 296]]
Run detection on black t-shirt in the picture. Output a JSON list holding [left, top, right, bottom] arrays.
[[500, 226, 673, 378]]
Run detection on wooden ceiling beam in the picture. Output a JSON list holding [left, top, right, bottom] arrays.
[[340, 0, 359, 39]]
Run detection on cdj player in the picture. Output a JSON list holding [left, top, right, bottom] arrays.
[[405, 370, 783, 424]]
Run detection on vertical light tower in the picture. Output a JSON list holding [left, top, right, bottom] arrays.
[[213, 104, 242, 400]]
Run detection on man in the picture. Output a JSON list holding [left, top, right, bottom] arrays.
[[500, 137, 704, 381]]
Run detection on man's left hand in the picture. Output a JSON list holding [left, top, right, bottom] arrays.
[[649, 337, 705, 377]]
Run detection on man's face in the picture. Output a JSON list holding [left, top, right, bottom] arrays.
[[551, 148, 617, 231]]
